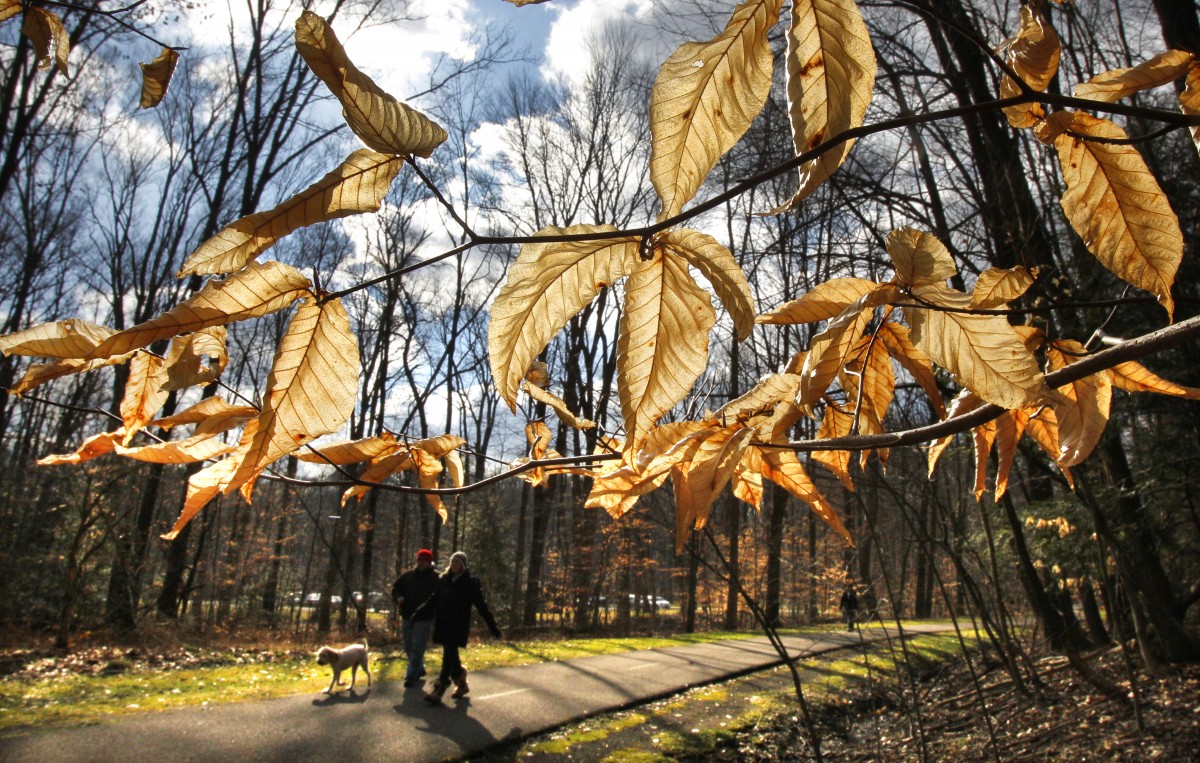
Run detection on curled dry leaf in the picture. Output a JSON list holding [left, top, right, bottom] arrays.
[[162, 327, 228, 391], [22, 8, 69, 75], [524, 360, 550, 389], [38, 429, 126, 465], [585, 463, 670, 519], [415, 449, 448, 523], [886, 227, 957, 287], [295, 432, 401, 464], [796, 292, 875, 408], [757, 277, 877, 325], [1047, 340, 1111, 467], [164, 421, 259, 540], [672, 425, 755, 550], [649, 0, 782, 221], [657, 228, 755, 340], [926, 390, 984, 478], [11, 353, 136, 396], [120, 351, 170, 445], [0, 319, 115, 359], [1055, 112, 1182, 319], [342, 448, 416, 505], [1073, 50, 1193, 104], [812, 401, 854, 490], [1109, 360, 1200, 398], [970, 266, 1036, 308], [906, 283, 1046, 410], [876, 320, 946, 418], [295, 10, 447, 157], [489, 225, 638, 410], [716, 373, 800, 424], [752, 446, 851, 544], [0, 1, 20, 22], [772, 0, 875, 212], [227, 297, 361, 496], [179, 150, 404, 276], [522, 380, 596, 430], [999, 4, 1059, 91], [1183, 64, 1200, 160], [993, 408, 1030, 502], [619, 249, 715, 447], [139, 48, 180, 108], [150, 396, 257, 437], [115, 435, 235, 465], [733, 456, 764, 510], [445, 450, 465, 488], [1023, 405, 1073, 488], [971, 419, 998, 501], [89, 261, 312, 359]]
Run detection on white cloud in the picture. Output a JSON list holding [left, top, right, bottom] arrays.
[[543, 0, 655, 85]]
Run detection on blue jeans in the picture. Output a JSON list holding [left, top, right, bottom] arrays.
[[403, 618, 432, 683]]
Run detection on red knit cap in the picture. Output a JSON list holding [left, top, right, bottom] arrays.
[[416, 548, 433, 561]]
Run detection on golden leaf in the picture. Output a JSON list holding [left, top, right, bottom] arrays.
[[845, 336, 894, 431], [163, 421, 259, 540], [657, 228, 755, 340], [150, 396, 257, 438], [672, 425, 755, 550], [993, 408, 1029, 501], [756, 277, 877, 325], [1047, 340, 1111, 467], [414, 449, 448, 523], [227, 297, 361, 496], [1023, 406, 1074, 488], [649, 0, 782, 221], [295, 10, 447, 157], [295, 432, 401, 464], [22, 8, 68, 75], [526, 421, 552, 461], [1055, 112, 1182, 318], [179, 151, 404, 276], [971, 265, 1036, 308], [524, 360, 550, 389], [796, 294, 874, 408], [341, 448, 417, 505], [812, 401, 854, 490], [887, 227, 957, 287], [89, 261, 312, 359], [139, 48, 180, 109], [634, 421, 714, 474], [504, 0, 551, 5], [0, 1, 20, 23], [773, 0, 875, 211], [410, 434, 467, 459], [162, 327, 228, 391], [716, 373, 800, 424], [732, 457, 764, 510], [115, 434, 235, 465], [120, 352, 170, 445], [971, 419, 997, 501], [1074, 50, 1193, 103], [1109, 360, 1200, 398], [926, 390, 984, 478], [1183, 64, 1200, 160], [11, 353, 135, 395], [876, 320, 946, 418], [38, 429, 125, 465], [619, 249, 715, 446], [999, 4, 1059, 91], [585, 463, 670, 519], [753, 446, 850, 544], [0, 319, 115, 359], [489, 225, 639, 410], [445, 450, 465, 488], [906, 283, 1046, 410], [522, 380, 596, 430], [999, 72, 1044, 129]]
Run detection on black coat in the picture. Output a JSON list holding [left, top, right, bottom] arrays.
[[413, 569, 500, 648], [391, 566, 439, 620]]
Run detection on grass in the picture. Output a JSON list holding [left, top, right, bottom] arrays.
[[0, 626, 833, 735]]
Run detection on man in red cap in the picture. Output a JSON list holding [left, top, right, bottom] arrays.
[[391, 549, 438, 687]]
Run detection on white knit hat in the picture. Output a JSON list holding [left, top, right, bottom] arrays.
[[449, 550, 468, 567]]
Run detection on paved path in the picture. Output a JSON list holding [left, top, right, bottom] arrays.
[[0, 624, 950, 762]]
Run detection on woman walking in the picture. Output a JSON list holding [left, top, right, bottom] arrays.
[[413, 551, 502, 704]]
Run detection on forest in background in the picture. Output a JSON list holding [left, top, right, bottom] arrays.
[[0, 1, 1196, 720]]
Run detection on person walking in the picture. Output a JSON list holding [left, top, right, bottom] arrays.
[[839, 584, 859, 632], [391, 548, 439, 688], [413, 551, 502, 705]]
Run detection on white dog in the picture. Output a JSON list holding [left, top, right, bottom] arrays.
[[316, 640, 371, 694]]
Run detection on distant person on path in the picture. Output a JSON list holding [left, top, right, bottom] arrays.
[[413, 551, 502, 705], [392, 548, 439, 688], [839, 584, 859, 632]]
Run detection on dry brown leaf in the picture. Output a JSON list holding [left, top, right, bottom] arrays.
[[227, 297, 360, 496], [342, 448, 417, 505], [756, 277, 877, 325], [657, 228, 756, 340], [524, 361, 551, 389], [10, 353, 136, 395], [526, 421, 552, 461], [150, 396, 257, 438], [1047, 340, 1111, 467], [410, 434, 467, 459], [115, 434, 235, 465], [504, 0, 551, 5], [971, 419, 997, 501], [772, 0, 875, 211], [445, 450, 465, 488], [489, 225, 639, 410], [732, 457, 764, 510], [162, 327, 228, 391], [1074, 50, 1193, 103], [89, 261, 312, 360], [846, 336, 895, 432], [876, 320, 946, 418], [619, 249, 715, 447], [23, 8, 68, 75], [414, 449, 448, 523], [926, 390, 984, 478], [716, 373, 800, 424], [585, 464, 670, 519], [812, 401, 854, 490], [672, 425, 755, 549], [295, 10, 447, 157], [1183, 64, 1200, 159], [0, 319, 116, 359], [295, 432, 401, 464], [0, 1, 20, 23], [999, 4, 1059, 91], [1109, 360, 1200, 398], [796, 294, 874, 408], [1022, 406, 1074, 488], [1055, 112, 1182, 318], [139, 47, 180, 108], [633, 422, 713, 474], [906, 283, 1046, 410], [522, 380, 596, 430], [38, 429, 126, 465], [993, 408, 1029, 501], [999, 72, 1045, 129], [887, 227, 957, 287], [649, 0, 782, 221], [754, 447, 851, 544], [120, 352, 170, 445], [163, 422, 260, 540], [971, 266, 1036, 308], [179, 151, 404, 276]]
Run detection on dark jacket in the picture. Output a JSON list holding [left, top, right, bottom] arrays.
[[391, 567, 439, 620], [839, 590, 859, 612], [412, 569, 501, 647]]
